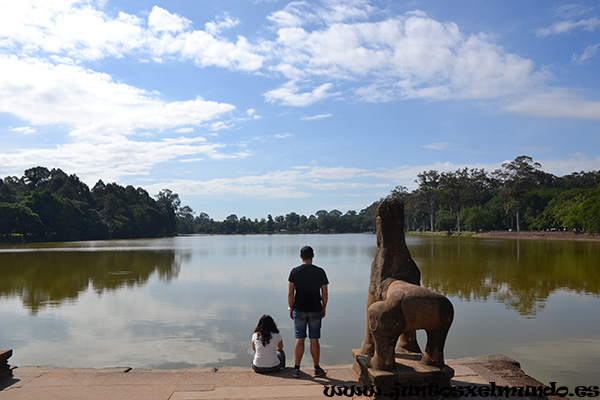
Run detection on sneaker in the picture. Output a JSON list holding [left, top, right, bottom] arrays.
[[290, 367, 301, 378], [313, 366, 326, 377]]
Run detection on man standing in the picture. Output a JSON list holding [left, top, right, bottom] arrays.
[[288, 245, 329, 378]]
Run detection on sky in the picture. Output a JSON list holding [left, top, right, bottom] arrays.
[[0, 0, 599, 220]]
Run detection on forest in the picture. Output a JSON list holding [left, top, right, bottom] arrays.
[[1, 156, 599, 242], [0, 166, 181, 242]]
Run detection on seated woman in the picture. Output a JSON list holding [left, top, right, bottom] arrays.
[[251, 314, 285, 373]]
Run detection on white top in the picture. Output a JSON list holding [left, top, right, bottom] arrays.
[[252, 331, 282, 368]]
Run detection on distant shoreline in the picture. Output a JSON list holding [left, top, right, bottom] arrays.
[[407, 230, 599, 241], [473, 230, 599, 241]]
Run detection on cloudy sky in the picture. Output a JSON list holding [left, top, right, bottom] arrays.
[[1, 0, 599, 220]]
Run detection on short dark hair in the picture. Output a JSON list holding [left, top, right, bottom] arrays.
[[300, 245, 314, 260]]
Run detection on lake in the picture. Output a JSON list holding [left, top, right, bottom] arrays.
[[1, 233, 599, 390]]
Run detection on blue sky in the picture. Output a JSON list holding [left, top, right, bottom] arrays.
[[1, 0, 599, 220]]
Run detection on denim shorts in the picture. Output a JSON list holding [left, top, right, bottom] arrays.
[[293, 310, 323, 339]]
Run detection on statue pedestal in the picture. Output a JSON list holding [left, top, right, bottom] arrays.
[[352, 349, 454, 390]]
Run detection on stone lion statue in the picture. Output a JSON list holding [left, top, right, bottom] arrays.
[[359, 196, 454, 370]]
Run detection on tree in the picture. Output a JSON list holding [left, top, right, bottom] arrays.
[[22, 190, 106, 241], [285, 212, 300, 231], [461, 206, 494, 232], [329, 209, 342, 218], [415, 170, 441, 231], [435, 209, 456, 232], [266, 214, 274, 232], [390, 185, 408, 201], [440, 169, 467, 232], [315, 210, 328, 218], [496, 156, 543, 232], [23, 166, 51, 188], [176, 205, 195, 234], [156, 189, 181, 236], [0, 203, 43, 238]]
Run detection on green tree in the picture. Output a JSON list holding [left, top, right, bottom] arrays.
[[285, 212, 300, 231], [23, 166, 51, 188], [176, 205, 195, 234], [415, 170, 441, 232], [156, 189, 181, 237], [0, 203, 44, 238], [435, 209, 456, 232], [496, 156, 544, 232], [461, 206, 494, 232], [22, 190, 106, 241]]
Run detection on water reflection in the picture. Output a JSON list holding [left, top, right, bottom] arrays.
[[1, 234, 599, 389], [2, 235, 599, 318], [0, 250, 183, 314], [410, 236, 600, 316]]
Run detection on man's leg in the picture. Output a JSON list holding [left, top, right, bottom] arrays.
[[309, 338, 320, 367], [291, 311, 307, 377], [294, 338, 305, 366]]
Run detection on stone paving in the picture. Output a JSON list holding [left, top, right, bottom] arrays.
[[0, 355, 552, 400]]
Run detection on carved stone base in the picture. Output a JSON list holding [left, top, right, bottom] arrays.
[[352, 349, 454, 389]]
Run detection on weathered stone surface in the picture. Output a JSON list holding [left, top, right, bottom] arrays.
[[353, 349, 454, 388], [1, 358, 558, 400]]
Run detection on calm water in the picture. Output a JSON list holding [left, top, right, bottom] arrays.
[[1, 234, 599, 389]]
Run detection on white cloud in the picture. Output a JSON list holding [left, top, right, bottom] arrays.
[[554, 4, 594, 20], [505, 89, 600, 120], [2, 0, 590, 116], [572, 43, 600, 64], [205, 14, 240, 36], [422, 142, 456, 151], [0, 0, 264, 70], [539, 154, 600, 176], [536, 17, 600, 37], [267, 0, 373, 28], [264, 81, 334, 106], [210, 121, 233, 131], [0, 134, 249, 184], [144, 164, 375, 199], [273, 133, 294, 139], [0, 55, 235, 137], [301, 113, 332, 120], [148, 6, 190, 33], [11, 126, 36, 135], [245, 108, 261, 120], [0, 1, 145, 61], [265, 6, 543, 105]]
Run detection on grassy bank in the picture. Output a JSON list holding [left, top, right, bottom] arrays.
[[406, 231, 476, 238], [407, 230, 599, 241]]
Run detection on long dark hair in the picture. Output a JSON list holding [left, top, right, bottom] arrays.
[[254, 314, 280, 347]]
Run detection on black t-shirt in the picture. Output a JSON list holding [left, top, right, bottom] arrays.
[[289, 264, 329, 312]]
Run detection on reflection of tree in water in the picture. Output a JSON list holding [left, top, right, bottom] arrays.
[[0, 250, 186, 314], [411, 237, 600, 317]]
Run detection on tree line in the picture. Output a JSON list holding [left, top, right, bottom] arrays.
[[0, 167, 182, 242], [400, 155, 600, 234], [177, 203, 380, 235], [2, 156, 599, 242]]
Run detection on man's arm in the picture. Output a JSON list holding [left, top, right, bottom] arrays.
[[288, 281, 295, 319], [321, 284, 328, 318]]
